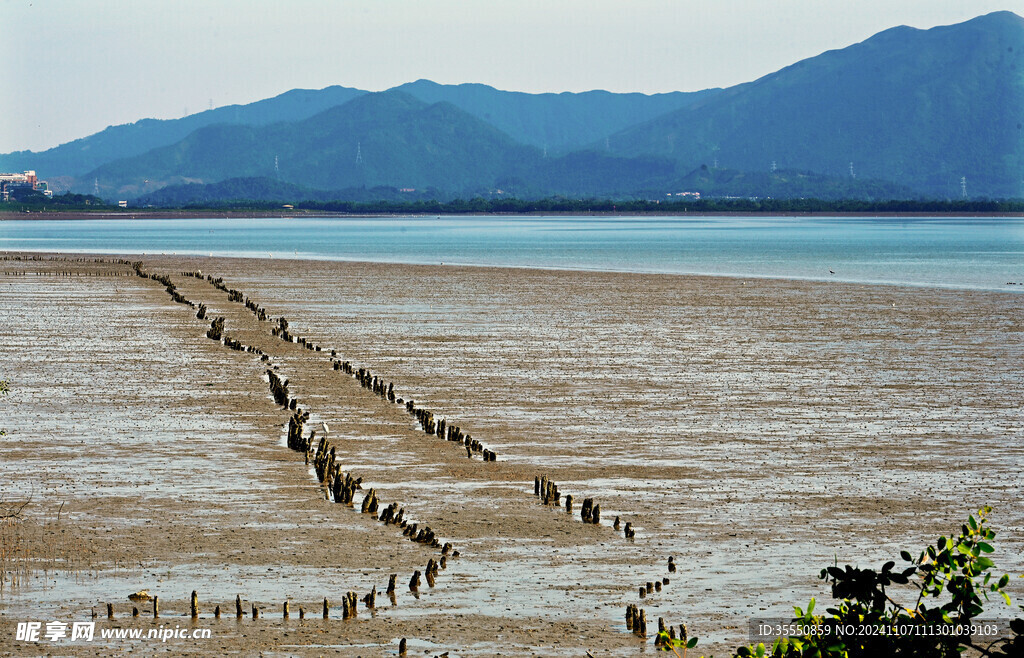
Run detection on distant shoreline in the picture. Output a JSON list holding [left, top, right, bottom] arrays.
[[3, 209, 1024, 220]]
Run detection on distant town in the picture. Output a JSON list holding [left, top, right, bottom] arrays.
[[0, 170, 51, 202]]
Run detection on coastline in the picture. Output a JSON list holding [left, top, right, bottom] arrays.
[[3, 209, 1024, 221], [2, 252, 1021, 655]]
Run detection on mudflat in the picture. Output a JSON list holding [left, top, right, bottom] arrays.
[[1, 253, 1021, 656]]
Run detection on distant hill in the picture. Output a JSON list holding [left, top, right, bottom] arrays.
[[608, 11, 1024, 198], [0, 80, 711, 183], [395, 79, 717, 152], [0, 86, 367, 180], [81, 91, 542, 198], [12, 11, 1023, 202]]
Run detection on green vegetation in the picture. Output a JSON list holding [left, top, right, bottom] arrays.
[[656, 507, 1022, 657], [135, 193, 1024, 215], [2, 191, 112, 211]]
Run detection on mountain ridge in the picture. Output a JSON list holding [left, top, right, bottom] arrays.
[[7, 11, 1022, 200], [606, 10, 1024, 197]]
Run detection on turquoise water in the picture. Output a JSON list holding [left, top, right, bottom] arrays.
[[1, 215, 1022, 291]]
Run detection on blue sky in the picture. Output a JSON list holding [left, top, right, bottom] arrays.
[[2, 0, 1018, 153]]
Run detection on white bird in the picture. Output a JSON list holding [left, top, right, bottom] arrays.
[[321, 421, 329, 435]]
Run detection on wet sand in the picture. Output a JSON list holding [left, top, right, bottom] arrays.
[[0, 253, 1021, 656]]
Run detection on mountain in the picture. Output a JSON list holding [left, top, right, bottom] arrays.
[[3, 79, 712, 189], [608, 11, 1024, 198], [81, 91, 542, 198], [16, 11, 1024, 202], [0, 86, 367, 181], [395, 79, 717, 152]]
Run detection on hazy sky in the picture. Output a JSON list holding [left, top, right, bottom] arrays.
[[2, 0, 1018, 153]]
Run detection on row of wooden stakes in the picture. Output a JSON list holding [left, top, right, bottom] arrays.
[[171, 268, 683, 646], [0, 255, 136, 264], [135, 263, 196, 309], [184, 270, 272, 323], [534, 475, 638, 539], [0, 270, 136, 276]]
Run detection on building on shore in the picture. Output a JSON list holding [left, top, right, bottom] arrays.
[[1, 170, 52, 201]]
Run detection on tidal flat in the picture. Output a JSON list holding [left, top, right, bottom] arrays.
[[0, 253, 1021, 656]]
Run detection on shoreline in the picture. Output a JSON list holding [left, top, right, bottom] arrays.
[[3, 248, 1022, 296], [3, 209, 1024, 220]]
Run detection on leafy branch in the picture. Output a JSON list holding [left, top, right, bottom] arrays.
[[734, 506, 1021, 658]]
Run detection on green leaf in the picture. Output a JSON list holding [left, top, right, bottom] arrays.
[[969, 515, 978, 531], [978, 542, 994, 553], [977, 556, 994, 570], [755, 643, 766, 658], [900, 550, 913, 562], [687, 637, 698, 648], [999, 575, 1010, 588]]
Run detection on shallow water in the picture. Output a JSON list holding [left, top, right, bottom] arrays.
[[2, 215, 1023, 291]]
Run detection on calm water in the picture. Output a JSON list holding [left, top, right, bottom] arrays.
[[1, 215, 1022, 291]]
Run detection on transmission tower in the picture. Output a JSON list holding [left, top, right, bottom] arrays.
[[771, 160, 777, 173], [961, 176, 967, 199], [94, 178, 99, 195], [274, 155, 280, 178], [355, 142, 363, 165], [849, 162, 856, 179]]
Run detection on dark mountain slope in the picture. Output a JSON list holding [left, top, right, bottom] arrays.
[[0, 86, 367, 179], [396, 79, 718, 152], [82, 91, 541, 198], [610, 11, 1024, 197]]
